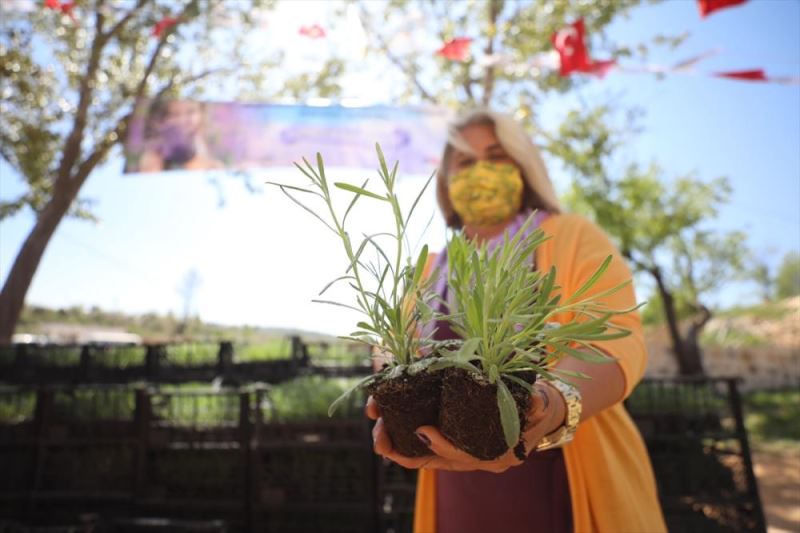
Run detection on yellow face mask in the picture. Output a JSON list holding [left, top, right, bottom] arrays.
[[448, 161, 524, 227]]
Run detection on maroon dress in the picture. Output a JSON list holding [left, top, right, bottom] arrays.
[[431, 253, 573, 533], [436, 449, 572, 533]]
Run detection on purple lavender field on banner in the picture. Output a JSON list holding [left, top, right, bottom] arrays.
[[124, 100, 450, 175]]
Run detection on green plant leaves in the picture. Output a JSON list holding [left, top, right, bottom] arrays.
[[408, 357, 438, 375], [455, 337, 481, 362], [497, 378, 521, 449], [334, 182, 387, 201], [565, 255, 613, 303], [413, 244, 429, 287], [327, 373, 379, 417], [270, 145, 441, 372]]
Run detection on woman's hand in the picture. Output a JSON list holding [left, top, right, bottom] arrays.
[[366, 383, 567, 473]]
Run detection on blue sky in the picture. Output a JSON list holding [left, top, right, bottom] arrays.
[[1, 0, 798, 336]]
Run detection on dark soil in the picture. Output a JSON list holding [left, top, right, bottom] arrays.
[[439, 367, 536, 460], [368, 369, 442, 457]]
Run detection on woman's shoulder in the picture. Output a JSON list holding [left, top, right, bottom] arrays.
[[540, 211, 600, 237], [539, 211, 620, 263]]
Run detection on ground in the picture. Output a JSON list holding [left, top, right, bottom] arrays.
[[753, 447, 800, 532]]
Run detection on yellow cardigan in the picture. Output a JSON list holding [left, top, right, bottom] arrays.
[[413, 213, 667, 533]]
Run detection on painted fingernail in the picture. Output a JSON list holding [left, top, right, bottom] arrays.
[[415, 431, 431, 447], [540, 389, 550, 410]]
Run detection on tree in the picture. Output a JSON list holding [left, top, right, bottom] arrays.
[[751, 260, 773, 303], [775, 252, 800, 299], [553, 107, 751, 375], [0, 0, 341, 343], [176, 268, 201, 336]]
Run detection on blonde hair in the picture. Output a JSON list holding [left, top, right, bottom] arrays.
[[436, 108, 561, 228]]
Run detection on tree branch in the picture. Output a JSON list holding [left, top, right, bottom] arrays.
[[75, 67, 232, 190], [131, 0, 201, 101], [56, 7, 108, 184], [481, 0, 501, 106], [69, 0, 205, 195], [154, 66, 233, 101], [71, 126, 123, 191], [357, 4, 437, 104], [101, 0, 150, 44], [621, 247, 652, 274]]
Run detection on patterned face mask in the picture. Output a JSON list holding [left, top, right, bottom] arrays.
[[448, 161, 524, 227]]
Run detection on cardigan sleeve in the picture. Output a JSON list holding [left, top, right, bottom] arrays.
[[549, 214, 648, 400]]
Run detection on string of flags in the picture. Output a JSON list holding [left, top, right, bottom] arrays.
[[430, 0, 798, 86], [547, 17, 799, 85], [41, 0, 798, 86]]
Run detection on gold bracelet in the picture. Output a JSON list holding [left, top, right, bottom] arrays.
[[536, 380, 582, 451]]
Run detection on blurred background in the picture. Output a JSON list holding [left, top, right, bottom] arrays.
[[0, 0, 798, 532]]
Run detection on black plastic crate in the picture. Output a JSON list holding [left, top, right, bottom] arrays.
[[626, 378, 765, 533]]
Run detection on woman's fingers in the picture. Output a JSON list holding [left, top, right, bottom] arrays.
[[365, 395, 381, 420], [415, 426, 478, 463], [521, 384, 563, 452], [384, 451, 436, 470], [372, 417, 435, 469], [528, 388, 549, 425], [372, 417, 393, 456], [417, 456, 475, 472], [374, 422, 527, 473]]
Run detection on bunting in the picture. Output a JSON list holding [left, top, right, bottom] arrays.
[[698, 0, 748, 18], [436, 38, 472, 62]]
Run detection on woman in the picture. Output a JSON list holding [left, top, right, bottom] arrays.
[[368, 109, 667, 533], [138, 99, 224, 172]]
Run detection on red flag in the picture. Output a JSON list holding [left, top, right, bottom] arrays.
[[714, 69, 768, 81], [698, 0, 748, 18], [551, 19, 616, 78], [299, 24, 326, 39], [44, 0, 75, 21], [60, 1, 74, 18], [552, 19, 589, 75], [436, 37, 472, 62], [583, 59, 617, 79], [152, 16, 179, 38]]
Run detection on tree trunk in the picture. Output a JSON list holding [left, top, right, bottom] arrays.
[[650, 266, 705, 376], [684, 304, 711, 375], [0, 181, 80, 344]]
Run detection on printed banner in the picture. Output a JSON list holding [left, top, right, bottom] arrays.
[[123, 101, 450, 175]]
